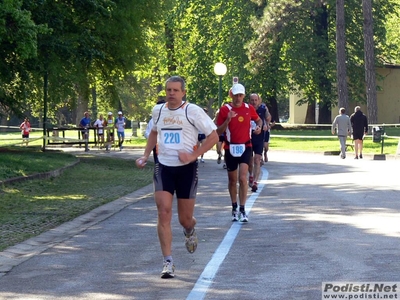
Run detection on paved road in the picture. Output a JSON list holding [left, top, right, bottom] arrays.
[[0, 149, 399, 299]]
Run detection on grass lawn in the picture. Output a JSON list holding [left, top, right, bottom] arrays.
[[0, 149, 153, 251], [0, 147, 78, 180]]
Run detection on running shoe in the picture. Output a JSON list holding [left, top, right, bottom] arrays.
[[232, 210, 239, 222], [217, 154, 222, 164], [223, 163, 227, 169], [161, 260, 175, 279], [248, 176, 254, 188], [200, 158, 205, 163], [360, 154, 363, 159], [239, 211, 249, 222], [184, 228, 198, 254], [251, 182, 258, 192]]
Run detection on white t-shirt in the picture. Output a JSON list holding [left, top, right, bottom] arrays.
[[115, 117, 125, 132], [93, 119, 104, 134], [144, 118, 153, 139], [152, 101, 216, 166]]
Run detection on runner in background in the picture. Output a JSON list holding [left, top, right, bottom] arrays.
[[216, 83, 262, 222], [19, 117, 31, 146], [248, 93, 270, 192]]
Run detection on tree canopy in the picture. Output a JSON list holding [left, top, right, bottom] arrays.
[[1, 0, 399, 125]]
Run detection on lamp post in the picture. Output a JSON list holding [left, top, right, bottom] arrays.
[[214, 62, 227, 108]]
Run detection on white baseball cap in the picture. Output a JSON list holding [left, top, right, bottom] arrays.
[[107, 112, 113, 116], [231, 83, 245, 95], [118, 111, 123, 115]]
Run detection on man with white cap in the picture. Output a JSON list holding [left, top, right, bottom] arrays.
[[115, 111, 126, 151], [216, 83, 262, 222]]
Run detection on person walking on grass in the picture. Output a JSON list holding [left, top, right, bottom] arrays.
[[104, 112, 114, 151], [331, 107, 352, 159], [216, 83, 262, 223], [93, 114, 105, 148], [350, 106, 368, 159], [79, 111, 91, 152], [19, 117, 31, 146], [115, 111, 126, 151], [136, 76, 218, 279]]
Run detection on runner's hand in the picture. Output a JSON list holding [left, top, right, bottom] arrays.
[[178, 151, 196, 164], [136, 157, 147, 168]]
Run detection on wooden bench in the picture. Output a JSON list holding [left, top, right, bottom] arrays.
[[345, 143, 354, 151]]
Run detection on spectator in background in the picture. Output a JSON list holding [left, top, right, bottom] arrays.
[[19, 117, 31, 146], [104, 112, 114, 152], [350, 106, 368, 159], [331, 107, 352, 159], [79, 111, 91, 152], [93, 114, 105, 148], [115, 111, 126, 151]]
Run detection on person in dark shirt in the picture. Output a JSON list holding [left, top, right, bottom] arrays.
[[350, 106, 368, 159]]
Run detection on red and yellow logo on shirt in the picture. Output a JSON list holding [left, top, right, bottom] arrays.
[[238, 116, 244, 122]]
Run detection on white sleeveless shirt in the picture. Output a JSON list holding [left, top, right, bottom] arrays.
[[152, 101, 216, 166]]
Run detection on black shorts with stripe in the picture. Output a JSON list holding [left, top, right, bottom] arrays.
[[153, 161, 198, 199]]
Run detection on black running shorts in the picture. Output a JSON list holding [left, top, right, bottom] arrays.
[[251, 140, 263, 155], [264, 131, 270, 143], [153, 161, 198, 199], [224, 146, 252, 172]]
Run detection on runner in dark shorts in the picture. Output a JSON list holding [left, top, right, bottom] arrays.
[[225, 146, 252, 172], [154, 162, 199, 199]]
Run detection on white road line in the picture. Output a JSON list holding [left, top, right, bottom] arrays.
[[186, 168, 269, 300]]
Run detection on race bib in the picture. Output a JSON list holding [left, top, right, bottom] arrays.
[[161, 129, 182, 150], [229, 143, 245, 157]]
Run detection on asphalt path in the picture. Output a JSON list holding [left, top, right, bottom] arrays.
[[0, 149, 399, 300]]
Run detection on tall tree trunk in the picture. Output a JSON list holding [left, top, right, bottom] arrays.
[[305, 102, 316, 124], [362, 0, 378, 124], [0, 107, 8, 131], [266, 96, 279, 124], [91, 86, 98, 119], [313, 4, 332, 124], [318, 102, 331, 124], [336, 0, 349, 112], [75, 82, 90, 126]]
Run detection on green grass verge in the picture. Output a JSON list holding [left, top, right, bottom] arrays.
[[0, 152, 153, 251], [0, 147, 78, 180], [270, 136, 398, 154]]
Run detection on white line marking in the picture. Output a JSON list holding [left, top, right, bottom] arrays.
[[186, 168, 269, 300]]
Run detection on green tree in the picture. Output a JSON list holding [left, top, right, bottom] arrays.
[[0, 0, 43, 117], [248, 0, 395, 124]]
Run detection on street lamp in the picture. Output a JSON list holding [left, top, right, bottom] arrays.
[[214, 62, 227, 108]]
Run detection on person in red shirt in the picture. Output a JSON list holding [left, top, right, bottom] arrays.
[[216, 83, 262, 222], [19, 117, 31, 146]]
